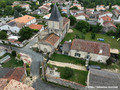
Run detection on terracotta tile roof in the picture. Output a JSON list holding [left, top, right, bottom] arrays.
[[0, 79, 8, 90], [3, 79, 34, 90], [75, 13, 89, 18], [8, 39, 22, 44], [98, 11, 112, 16], [13, 15, 35, 24], [39, 7, 49, 11], [114, 9, 120, 14], [29, 24, 43, 30], [100, 16, 112, 21], [103, 22, 117, 28], [63, 17, 70, 27], [71, 39, 110, 56], [70, 10, 80, 13], [3, 68, 25, 81], [44, 33, 60, 46]]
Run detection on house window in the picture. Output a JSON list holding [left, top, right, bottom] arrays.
[[75, 53, 81, 57]]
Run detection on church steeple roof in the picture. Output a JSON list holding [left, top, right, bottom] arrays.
[[49, 3, 63, 21]]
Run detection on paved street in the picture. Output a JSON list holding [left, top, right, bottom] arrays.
[[0, 37, 69, 90]]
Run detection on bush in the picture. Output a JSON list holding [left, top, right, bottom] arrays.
[[12, 51, 16, 57], [106, 30, 115, 36], [26, 68, 30, 76], [60, 67, 73, 79], [91, 33, 96, 39], [81, 34, 85, 39]]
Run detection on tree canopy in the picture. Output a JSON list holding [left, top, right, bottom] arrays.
[[69, 15, 77, 26], [76, 20, 90, 32]]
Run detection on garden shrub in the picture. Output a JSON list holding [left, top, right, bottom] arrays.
[[60, 67, 73, 79]]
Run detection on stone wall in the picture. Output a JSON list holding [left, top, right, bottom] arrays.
[[46, 75, 86, 90]]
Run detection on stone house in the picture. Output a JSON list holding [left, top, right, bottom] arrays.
[[102, 22, 117, 32], [38, 33, 60, 53], [62, 39, 110, 63], [0, 78, 35, 90], [0, 15, 36, 33]]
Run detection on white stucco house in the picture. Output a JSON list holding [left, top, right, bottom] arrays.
[[0, 15, 36, 33], [98, 16, 112, 25], [98, 11, 113, 18], [62, 39, 110, 63], [75, 13, 89, 20]]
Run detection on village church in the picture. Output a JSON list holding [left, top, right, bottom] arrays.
[[38, 3, 70, 53]]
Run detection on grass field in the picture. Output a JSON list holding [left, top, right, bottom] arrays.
[[51, 53, 120, 70], [61, 29, 120, 50], [56, 66, 88, 86], [2, 54, 23, 68], [50, 53, 85, 65]]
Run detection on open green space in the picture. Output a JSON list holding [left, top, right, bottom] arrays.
[[50, 53, 85, 65], [52, 65, 88, 86], [61, 29, 120, 50], [50, 53, 120, 70], [1, 53, 23, 68]]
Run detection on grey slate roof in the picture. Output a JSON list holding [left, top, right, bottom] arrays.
[[62, 41, 71, 52], [89, 69, 120, 90], [0, 67, 13, 78], [49, 3, 63, 21]]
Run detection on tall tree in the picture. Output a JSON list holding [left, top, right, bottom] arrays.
[[69, 15, 77, 26]]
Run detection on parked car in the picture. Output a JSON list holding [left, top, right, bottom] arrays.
[[87, 65, 101, 70]]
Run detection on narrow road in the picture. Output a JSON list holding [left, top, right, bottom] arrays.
[[0, 37, 69, 90]]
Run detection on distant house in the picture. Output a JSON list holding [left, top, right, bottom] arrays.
[[32, 9, 42, 15], [98, 11, 113, 18], [0, 15, 36, 33], [62, 39, 110, 63], [12, 1, 31, 11], [98, 16, 112, 25], [71, 3, 84, 10], [75, 13, 89, 20], [70, 10, 84, 16], [29, 24, 44, 32], [96, 5, 106, 11], [113, 9, 120, 20], [86, 8, 94, 14], [87, 69, 120, 90], [38, 33, 60, 53], [43, 13, 51, 19], [0, 46, 7, 57], [102, 22, 117, 32], [39, 3, 51, 14], [0, 78, 34, 90]]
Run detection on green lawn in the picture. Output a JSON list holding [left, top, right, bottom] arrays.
[[51, 53, 120, 70], [56, 66, 88, 86], [62, 29, 120, 50], [2, 54, 24, 68], [50, 53, 85, 66]]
